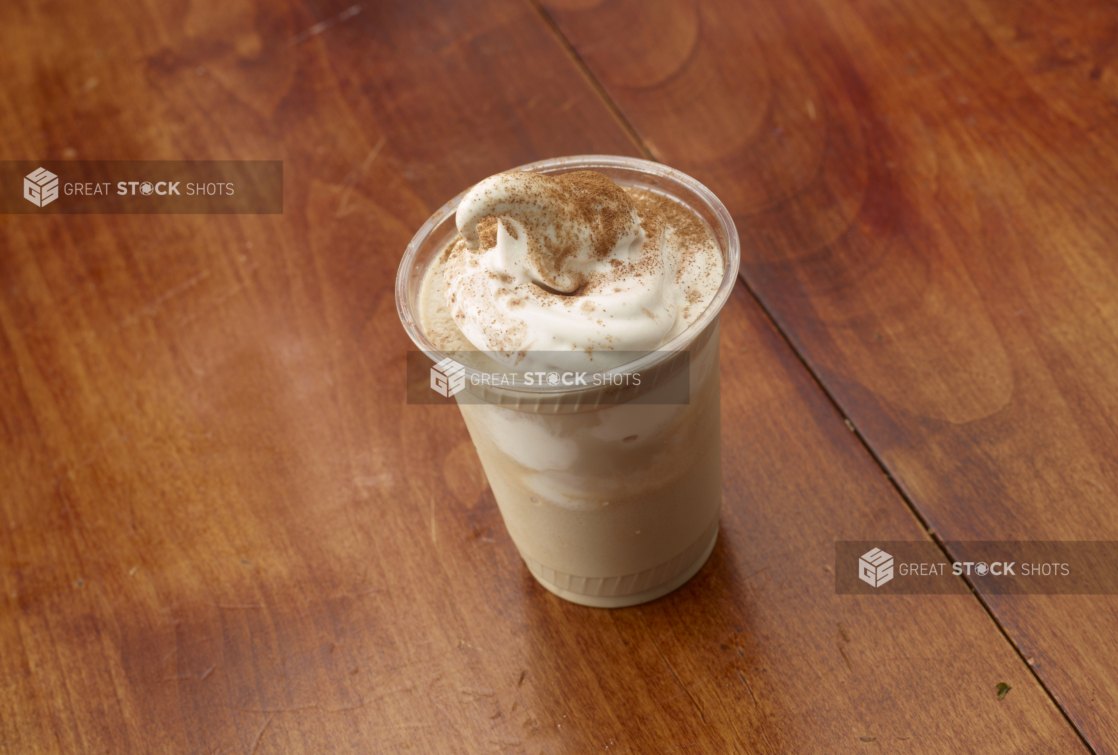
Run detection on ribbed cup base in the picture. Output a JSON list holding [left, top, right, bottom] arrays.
[[520, 517, 719, 608]]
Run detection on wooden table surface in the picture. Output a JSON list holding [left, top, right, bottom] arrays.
[[2, 0, 1115, 752]]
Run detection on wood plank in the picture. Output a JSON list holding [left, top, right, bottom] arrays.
[[0, 0, 1092, 751], [540, 0, 1118, 749]]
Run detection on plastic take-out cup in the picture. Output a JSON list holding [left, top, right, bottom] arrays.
[[397, 156, 740, 607]]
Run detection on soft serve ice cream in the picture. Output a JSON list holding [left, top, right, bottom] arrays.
[[415, 166, 728, 607], [425, 170, 722, 367]]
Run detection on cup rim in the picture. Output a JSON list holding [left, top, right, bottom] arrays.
[[395, 155, 741, 395]]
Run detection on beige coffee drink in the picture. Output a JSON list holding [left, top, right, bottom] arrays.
[[399, 157, 739, 607]]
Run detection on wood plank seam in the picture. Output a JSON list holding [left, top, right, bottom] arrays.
[[735, 266, 1101, 755], [748, 271, 1101, 755], [523, 0, 656, 162]]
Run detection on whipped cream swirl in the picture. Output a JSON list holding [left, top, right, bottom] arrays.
[[443, 170, 721, 367]]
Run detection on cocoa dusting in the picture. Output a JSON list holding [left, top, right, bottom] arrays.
[[477, 216, 500, 249], [436, 170, 722, 356], [458, 171, 643, 294]]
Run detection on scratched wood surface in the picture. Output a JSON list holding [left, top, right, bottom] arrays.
[[0, 0, 1095, 752], [541, 0, 1118, 750]]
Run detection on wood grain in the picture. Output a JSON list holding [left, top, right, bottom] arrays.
[[541, 0, 1118, 750], [0, 0, 1096, 752]]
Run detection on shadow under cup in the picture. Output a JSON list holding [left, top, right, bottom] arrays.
[[396, 156, 741, 607]]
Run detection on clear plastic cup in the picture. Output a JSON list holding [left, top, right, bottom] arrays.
[[396, 156, 740, 607]]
